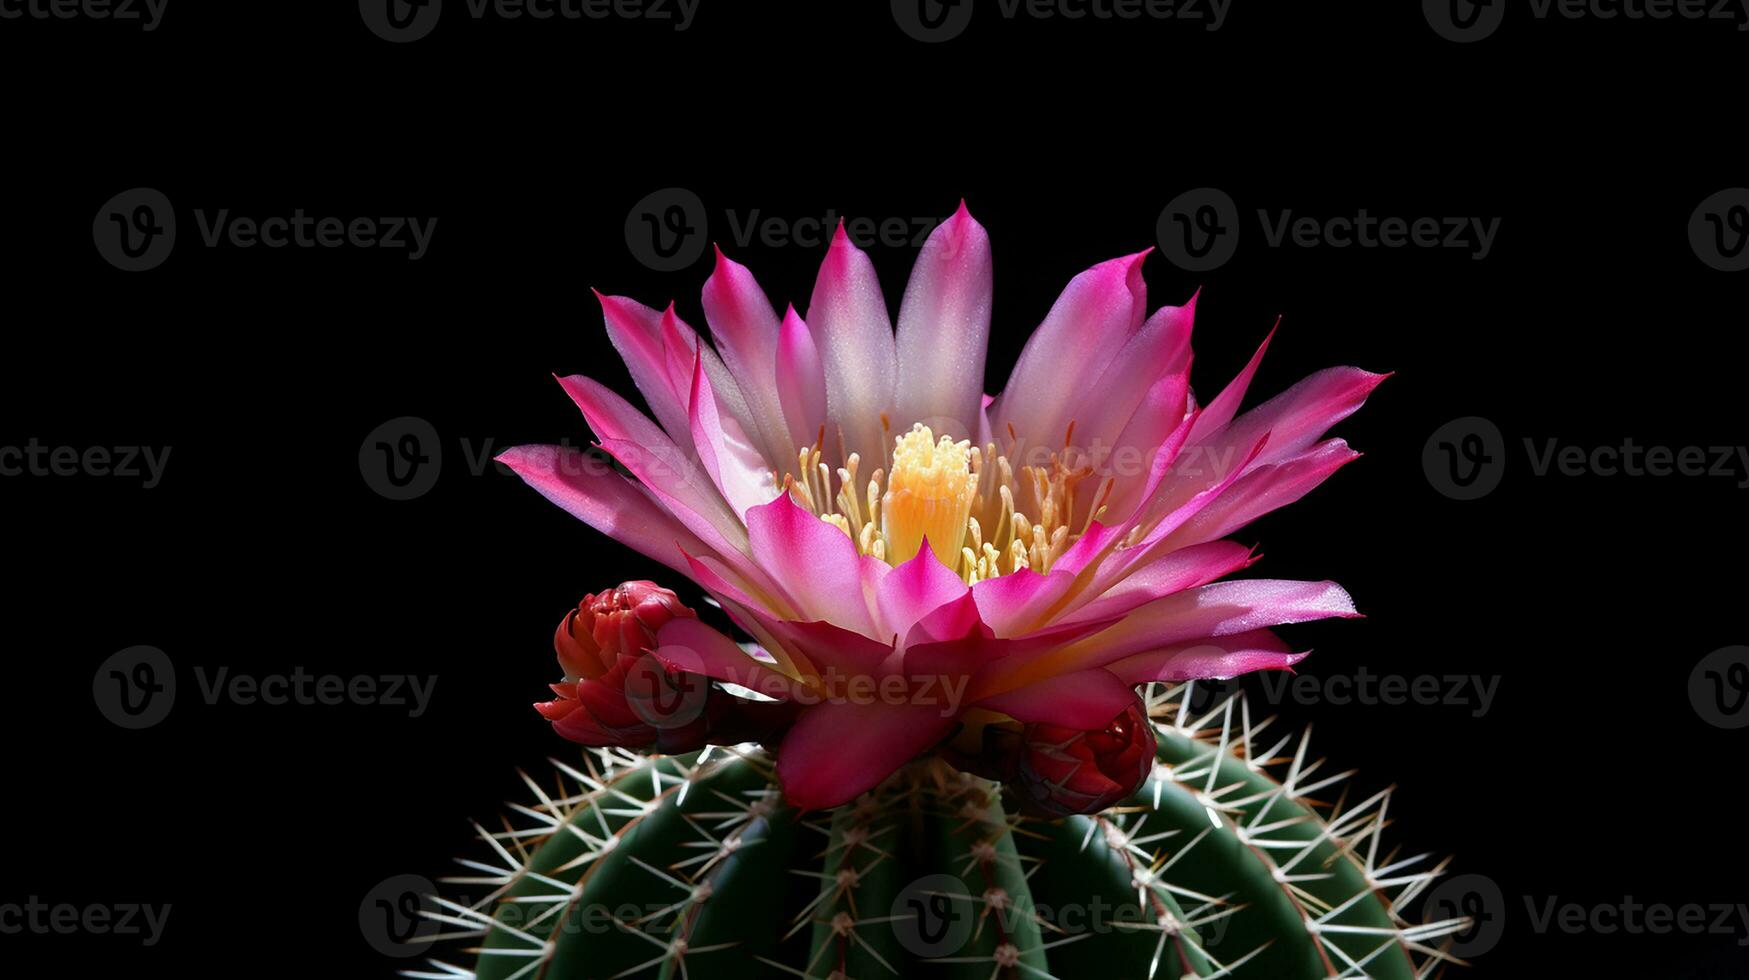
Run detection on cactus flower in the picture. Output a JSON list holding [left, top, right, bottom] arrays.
[[501, 204, 1380, 809]]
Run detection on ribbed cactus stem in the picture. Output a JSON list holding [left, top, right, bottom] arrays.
[[408, 686, 1467, 980]]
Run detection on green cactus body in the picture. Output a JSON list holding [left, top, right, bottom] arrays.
[[415, 686, 1465, 979]]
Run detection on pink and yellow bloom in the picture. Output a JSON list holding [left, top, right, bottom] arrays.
[[501, 203, 1381, 809]]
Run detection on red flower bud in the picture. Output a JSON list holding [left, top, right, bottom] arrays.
[[536, 582, 796, 754], [1009, 698, 1156, 817]]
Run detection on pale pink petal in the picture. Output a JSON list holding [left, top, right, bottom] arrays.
[[777, 701, 955, 810], [776, 305, 828, 451], [689, 354, 780, 518], [1104, 629, 1305, 684], [877, 546, 970, 642], [894, 202, 993, 441], [991, 251, 1149, 456], [975, 669, 1136, 728], [807, 223, 897, 468], [701, 247, 795, 467], [745, 493, 883, 637], [495, 444, 706, 576]]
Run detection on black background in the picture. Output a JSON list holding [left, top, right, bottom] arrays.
[[3, 1, 1746, 976]]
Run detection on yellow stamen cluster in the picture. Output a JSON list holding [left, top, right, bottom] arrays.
[[780, 420, 1117, 584], [883, 425, 976, 568]]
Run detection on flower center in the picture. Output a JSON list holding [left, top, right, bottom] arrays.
[[780, 420, 1116, 584], [883, 424, 975, 568]]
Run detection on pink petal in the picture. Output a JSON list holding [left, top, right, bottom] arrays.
[[1161, 439, 1361, 551], [894, 202, 993, 441], [877, 546, 970, 642], [777, 700, 955, 810], [807, 223, 897, 468], [556, 374, 749, 559], [1063, 540, 1259, 625], [1075, 294, 1196, 454], [702, 248, 795, 467], [495, 443, 707, 575], [968, 579, 1357, 698], [595, 291, 696, 455], [775, 305, 828, 452], [1196, 366, 1387, 474], [991, 251, 1149, 456], [1186, 322, 1276, 445], [652, 617, 807, 700], [1103, 629, 1305, 684], [971, 568, 1072, 637], [745, 493, 883, 637], [1102, 404, 1200, 526], [975, 668, 1136, 728], [688, 354, 780, 519]]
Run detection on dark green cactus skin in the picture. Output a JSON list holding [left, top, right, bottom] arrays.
[[424, 688, 1463, 980]]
